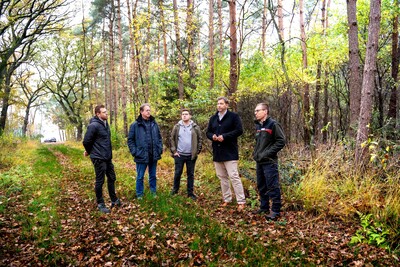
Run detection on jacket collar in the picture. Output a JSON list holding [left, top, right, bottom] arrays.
[[136, 114, 155, 124]]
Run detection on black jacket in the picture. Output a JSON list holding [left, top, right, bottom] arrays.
[[206, 110, 243, 162], [83, 116, 113, 161], [127, 115, 163, 163], [253, 117, 285, 164]]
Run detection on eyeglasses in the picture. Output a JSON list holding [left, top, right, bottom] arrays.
[[254, 109, 265, 113]]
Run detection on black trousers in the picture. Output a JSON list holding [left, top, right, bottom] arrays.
[[91, 158, 118, 204], [172, 155, 196, 195], [256, 162, 282, 213]]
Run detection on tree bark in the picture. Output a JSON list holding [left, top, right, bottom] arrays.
[[299, 0, 311, 147], [388, 0, 399, 138], [278, 0, 284, 40], [159, 0, 168, 66], [261, 0, 267, 56], [355, 0, 382, 165], [116, 0, 127, 136], [173, 0, 184, 101], [228, 0, 238, 110], [209, 0, 215, 89], [217, 0, 223, 57], [187, 0, 196, 88], [347, 0, 362, 138]]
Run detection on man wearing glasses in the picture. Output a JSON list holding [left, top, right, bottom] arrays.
[[253, 103, 286, 220]]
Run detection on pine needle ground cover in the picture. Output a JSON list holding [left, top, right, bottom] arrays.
[[0, 141, 398, 266]]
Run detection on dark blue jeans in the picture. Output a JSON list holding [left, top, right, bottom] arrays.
[[173, 155, 196, 195], [136, 161, 157, 197], [91, 158, 118, 204], [256, 162, 281, 213]]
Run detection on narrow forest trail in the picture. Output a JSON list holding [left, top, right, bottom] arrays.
[[1, 145, 398, 266]]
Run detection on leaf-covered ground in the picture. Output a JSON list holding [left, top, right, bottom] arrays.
[[0, 144, 398, 266]]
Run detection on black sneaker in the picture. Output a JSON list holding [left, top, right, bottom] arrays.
[[252, 209, 269, 215], [111, 199, 121, 208], [98, 203, 111, 213], [265, 211, 280, 221], [188, 194, 198, 200], [170, 190, 178, 195]]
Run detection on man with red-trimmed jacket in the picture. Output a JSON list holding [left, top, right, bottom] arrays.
[[253, 103, 286, 220]]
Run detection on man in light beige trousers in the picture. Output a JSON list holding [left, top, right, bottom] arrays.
[[206, 97, 246, 211]]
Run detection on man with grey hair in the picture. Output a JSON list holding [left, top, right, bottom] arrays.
[[128, 103, 163, 199], [206, 97, 246, 211]]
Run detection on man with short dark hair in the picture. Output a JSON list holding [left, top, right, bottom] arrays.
[[128, 103, 163, 199], [253, 103, 285, 220], [170, 109, 202, 200], [83, 104, 121, 213], [206, 97, 246, 211]]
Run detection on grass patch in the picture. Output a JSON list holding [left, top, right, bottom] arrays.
[[135, 192, 279, 265]]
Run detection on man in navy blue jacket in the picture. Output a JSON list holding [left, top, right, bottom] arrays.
[[128, 103, 163, 199], [83, 105, 121, 213], [206, 97, 246, 211]]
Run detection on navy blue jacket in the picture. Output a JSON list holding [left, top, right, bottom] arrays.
[[206, 110, 243, 162], [128, 115, 163, 163], [82, 116, 113, 161]]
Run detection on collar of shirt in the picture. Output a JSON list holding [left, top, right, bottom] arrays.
[[218, 110, 227, 120]]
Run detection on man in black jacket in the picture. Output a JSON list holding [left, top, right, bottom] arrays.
[[253, 103, 285, 220], [206, 97, 246, 211], [83, 105, 121, 213]]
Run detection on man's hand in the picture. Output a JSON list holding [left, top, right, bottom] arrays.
[[212, 134, 218, 141], [84, 151, 89, 157], [174, 152, 180, 157], [217, 135, 224, 142]]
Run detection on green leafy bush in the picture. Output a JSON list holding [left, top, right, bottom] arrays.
[[350, 212, 390, 251]]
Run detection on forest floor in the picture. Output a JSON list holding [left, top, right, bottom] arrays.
[[0, 143, 398, 266]]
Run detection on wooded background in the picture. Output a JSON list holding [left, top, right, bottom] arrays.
[[0, 0, 399, 163]]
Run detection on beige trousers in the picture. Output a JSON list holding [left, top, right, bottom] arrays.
[[214, 160, 246, 204]]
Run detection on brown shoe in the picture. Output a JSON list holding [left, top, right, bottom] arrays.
[[237, 204, 245, 212], [221, 202, 230, 207]]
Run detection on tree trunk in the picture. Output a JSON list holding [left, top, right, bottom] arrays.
[[347, 0, 362, 138], [116, 0, 127, 136], [217, 0, 223, 57], [299, 0, 311, 147], [313, 0, 328, 142], [126, 0, 139, 107], [209, 0, 215, 89], [322, 0, 331, 144], [261, 0, 267, 56], [187, 0, 196, 88], [0, 77, 11, 135], [388, 0, 399, 138], [159, 0, 168, 66], [228, 0, 238, 110], [278, 0, 284, 40], [173, 0, 184, 101], [102, 21, 109, 111], [355, 0, 382, 165]]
